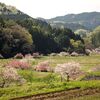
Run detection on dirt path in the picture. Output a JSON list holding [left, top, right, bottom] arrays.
[[11, 88, 100, 100]]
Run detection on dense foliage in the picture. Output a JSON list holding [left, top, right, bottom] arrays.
[[53, 28, 85, 53], [0, 2, 85, 58], [0, 18, 33, 58], [0, 17, 85, 58], [91, 26, 100, 48]]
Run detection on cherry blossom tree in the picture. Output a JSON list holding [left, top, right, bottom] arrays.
[[0, 67, 26, 87], [55, 62, 83, 81]]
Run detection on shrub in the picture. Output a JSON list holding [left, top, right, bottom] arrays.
[[32, 52, 40, 58], [71, 52, 79, 56], [58, 52, 69, 56], [0, 67, 25, 88], [14, 53, 24, 59], [2, 67, 19, 80], [55, 62, 83, 81], [35, 61, 51, 72], [7, 60, 30, 69], [18, 70, 34, 82], [85, 49, 91, 56], [50, 53, 57, 56], [25, 54, 33, 59], [20, 58, 35, 66]]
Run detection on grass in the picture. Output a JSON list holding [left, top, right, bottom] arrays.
[[35, 54, 100, 71], [0, 54, 100, 100], [0, 54, 100, 71], [18, 70, 59, 83], [0, 81, 100, 100]]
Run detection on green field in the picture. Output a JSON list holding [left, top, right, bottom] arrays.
[[0, 54, 100, 100]]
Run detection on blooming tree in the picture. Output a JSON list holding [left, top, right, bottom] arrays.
[[25, 54, 33, 59], [33, 52, 40, 58], [55, 62, 83, 81], [7, 60, 30, 69], [0, 67, 20, 87], [14, 53, 24, 59], [35, 61, 52, 72]]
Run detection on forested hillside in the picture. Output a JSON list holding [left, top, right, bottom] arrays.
[[0, 2, 87, 58], [48, 12, 100, 31]]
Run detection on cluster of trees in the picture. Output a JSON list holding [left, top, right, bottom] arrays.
[[17, 18, 85, 53], [0, 3, 100, 58], [91, 26, 100, 48], [75, 27, 100, 49], [0, 17, 85, 58], [0, 18, 33, 58]]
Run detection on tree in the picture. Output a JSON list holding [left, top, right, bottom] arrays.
[[70, 39, 85, 53], [75, 29, 89, 38], [91, 26, 100, 48], [0, 67, 20, 88], [0, 20, 34, 58], [0, 67, 26, 88], [0, 16, 85, 57], [55, 62, 83, 81], [17, 18, 57, 54], [52, 28, 85, 52]]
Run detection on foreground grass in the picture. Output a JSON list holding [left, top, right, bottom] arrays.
[[0, 80, 100, 100]]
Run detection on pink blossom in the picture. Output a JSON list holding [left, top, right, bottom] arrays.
[[7, 60, 30, 69], [55, 62, 83, 80], [35, 61, 51, 72], [14, 53, 24, 59]]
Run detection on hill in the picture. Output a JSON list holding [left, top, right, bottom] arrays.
[[48, 12, 100, 31]]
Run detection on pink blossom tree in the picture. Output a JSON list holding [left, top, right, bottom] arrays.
[[7, 60, 30, 69], [35, 61, 52, 72], [0, 67, 20, 87], [55, 62, 83, 81]]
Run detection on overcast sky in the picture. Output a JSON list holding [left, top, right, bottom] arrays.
[[0, 0, 100, 19]]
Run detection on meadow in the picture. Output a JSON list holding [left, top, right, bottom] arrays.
[[0, 54, 100, 100]]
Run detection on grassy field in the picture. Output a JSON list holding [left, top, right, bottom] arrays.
[[0, 54, 100, 100], [35, 54, 100, 71]]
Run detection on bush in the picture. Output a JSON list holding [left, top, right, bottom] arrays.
[[35, 61, 51, 72], [50, 53, 57, 56], [0, 67, 25, 87], [25, 54, 33, 59], [18, 70, 34, 83], [20, 58, 35, 66], [14, 53, 24, 59], [58, 52, 69, 56], [71, 52, 79, 56], [7, 60, 30, 69], [32, 52, 40, 58]]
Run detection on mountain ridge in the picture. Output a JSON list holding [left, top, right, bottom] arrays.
[[47, 11, 100, 31]]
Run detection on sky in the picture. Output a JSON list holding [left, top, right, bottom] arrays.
[[0, 0, 100, 19]]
